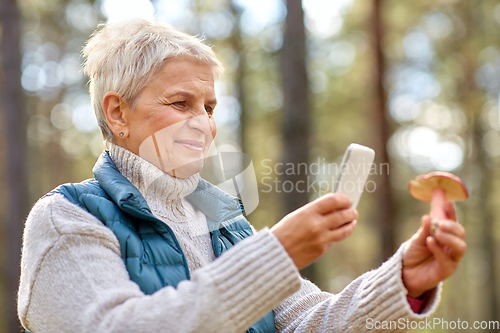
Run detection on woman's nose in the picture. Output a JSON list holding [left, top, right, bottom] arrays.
[[187, 113, 213, 135]]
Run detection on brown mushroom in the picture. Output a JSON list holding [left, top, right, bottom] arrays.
[[408, 171, 468, 234]]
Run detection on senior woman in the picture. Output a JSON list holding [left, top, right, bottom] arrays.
[[18, 19, 466, 333]]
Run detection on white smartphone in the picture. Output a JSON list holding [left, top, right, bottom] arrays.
[[333, 143, 375, 209]]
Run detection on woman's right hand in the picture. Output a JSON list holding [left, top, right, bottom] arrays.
[[270, 193, 358, 270]]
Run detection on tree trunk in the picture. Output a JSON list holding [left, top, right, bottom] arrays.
[[371, 0, 396, 261], [229, 0, 247, 155], [282, 0, 314, 281], [476, 129, 500, 331], [459, 1, 499, 326], [0, 0, 29, 331]]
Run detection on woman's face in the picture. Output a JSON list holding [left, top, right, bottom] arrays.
[[115, 58, 217, 178]]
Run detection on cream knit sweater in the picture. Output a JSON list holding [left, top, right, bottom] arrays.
[[18, 146, 441, 333]]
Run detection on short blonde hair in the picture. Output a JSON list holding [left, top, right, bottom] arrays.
[[82, 19, 224, 143]]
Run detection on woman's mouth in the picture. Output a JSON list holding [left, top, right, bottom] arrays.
[[175, 140, 204, 152]]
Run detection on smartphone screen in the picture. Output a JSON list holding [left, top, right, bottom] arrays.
[[333, 144, 375, 208]]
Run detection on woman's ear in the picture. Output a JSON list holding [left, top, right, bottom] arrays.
[[103, 92, 128, 137]]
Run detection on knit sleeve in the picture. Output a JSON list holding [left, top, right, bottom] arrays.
[[18, 194, 302, 333], [273, 243, 442, 333]]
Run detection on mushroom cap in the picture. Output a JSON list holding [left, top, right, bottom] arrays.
[[408, 171, 469, 202]]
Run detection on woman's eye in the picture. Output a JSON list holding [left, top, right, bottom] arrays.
[[173, 101, 186, 107], [205, 106, 214, 116]]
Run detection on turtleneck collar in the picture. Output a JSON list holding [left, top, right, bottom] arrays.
[[108, 144, 199, 222]]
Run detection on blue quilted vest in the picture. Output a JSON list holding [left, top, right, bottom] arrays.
[[49, 151, 275, 333]]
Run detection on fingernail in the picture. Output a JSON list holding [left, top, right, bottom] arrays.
[[430, 219, 440, 236]]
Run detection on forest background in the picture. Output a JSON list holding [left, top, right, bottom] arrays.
[[0, 0, 499, 332]]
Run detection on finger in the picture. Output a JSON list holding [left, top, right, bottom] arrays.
[[309, 193, 352, 215], [426, 236, 451, 267], [444, 201, 457, 222], [434, 230, 467, 261], [414, 215, 432, 242], [325, 220, 357, 242], [323, 208, 358, 230], [438, 220, 466, 240]]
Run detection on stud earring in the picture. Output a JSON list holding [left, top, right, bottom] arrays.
[[119, 132, 124, 137]]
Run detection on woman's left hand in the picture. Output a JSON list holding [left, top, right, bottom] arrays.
[[402, 201, 467, 298]]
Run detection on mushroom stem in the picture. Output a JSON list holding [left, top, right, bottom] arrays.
[[430, 187, 447, 220]]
